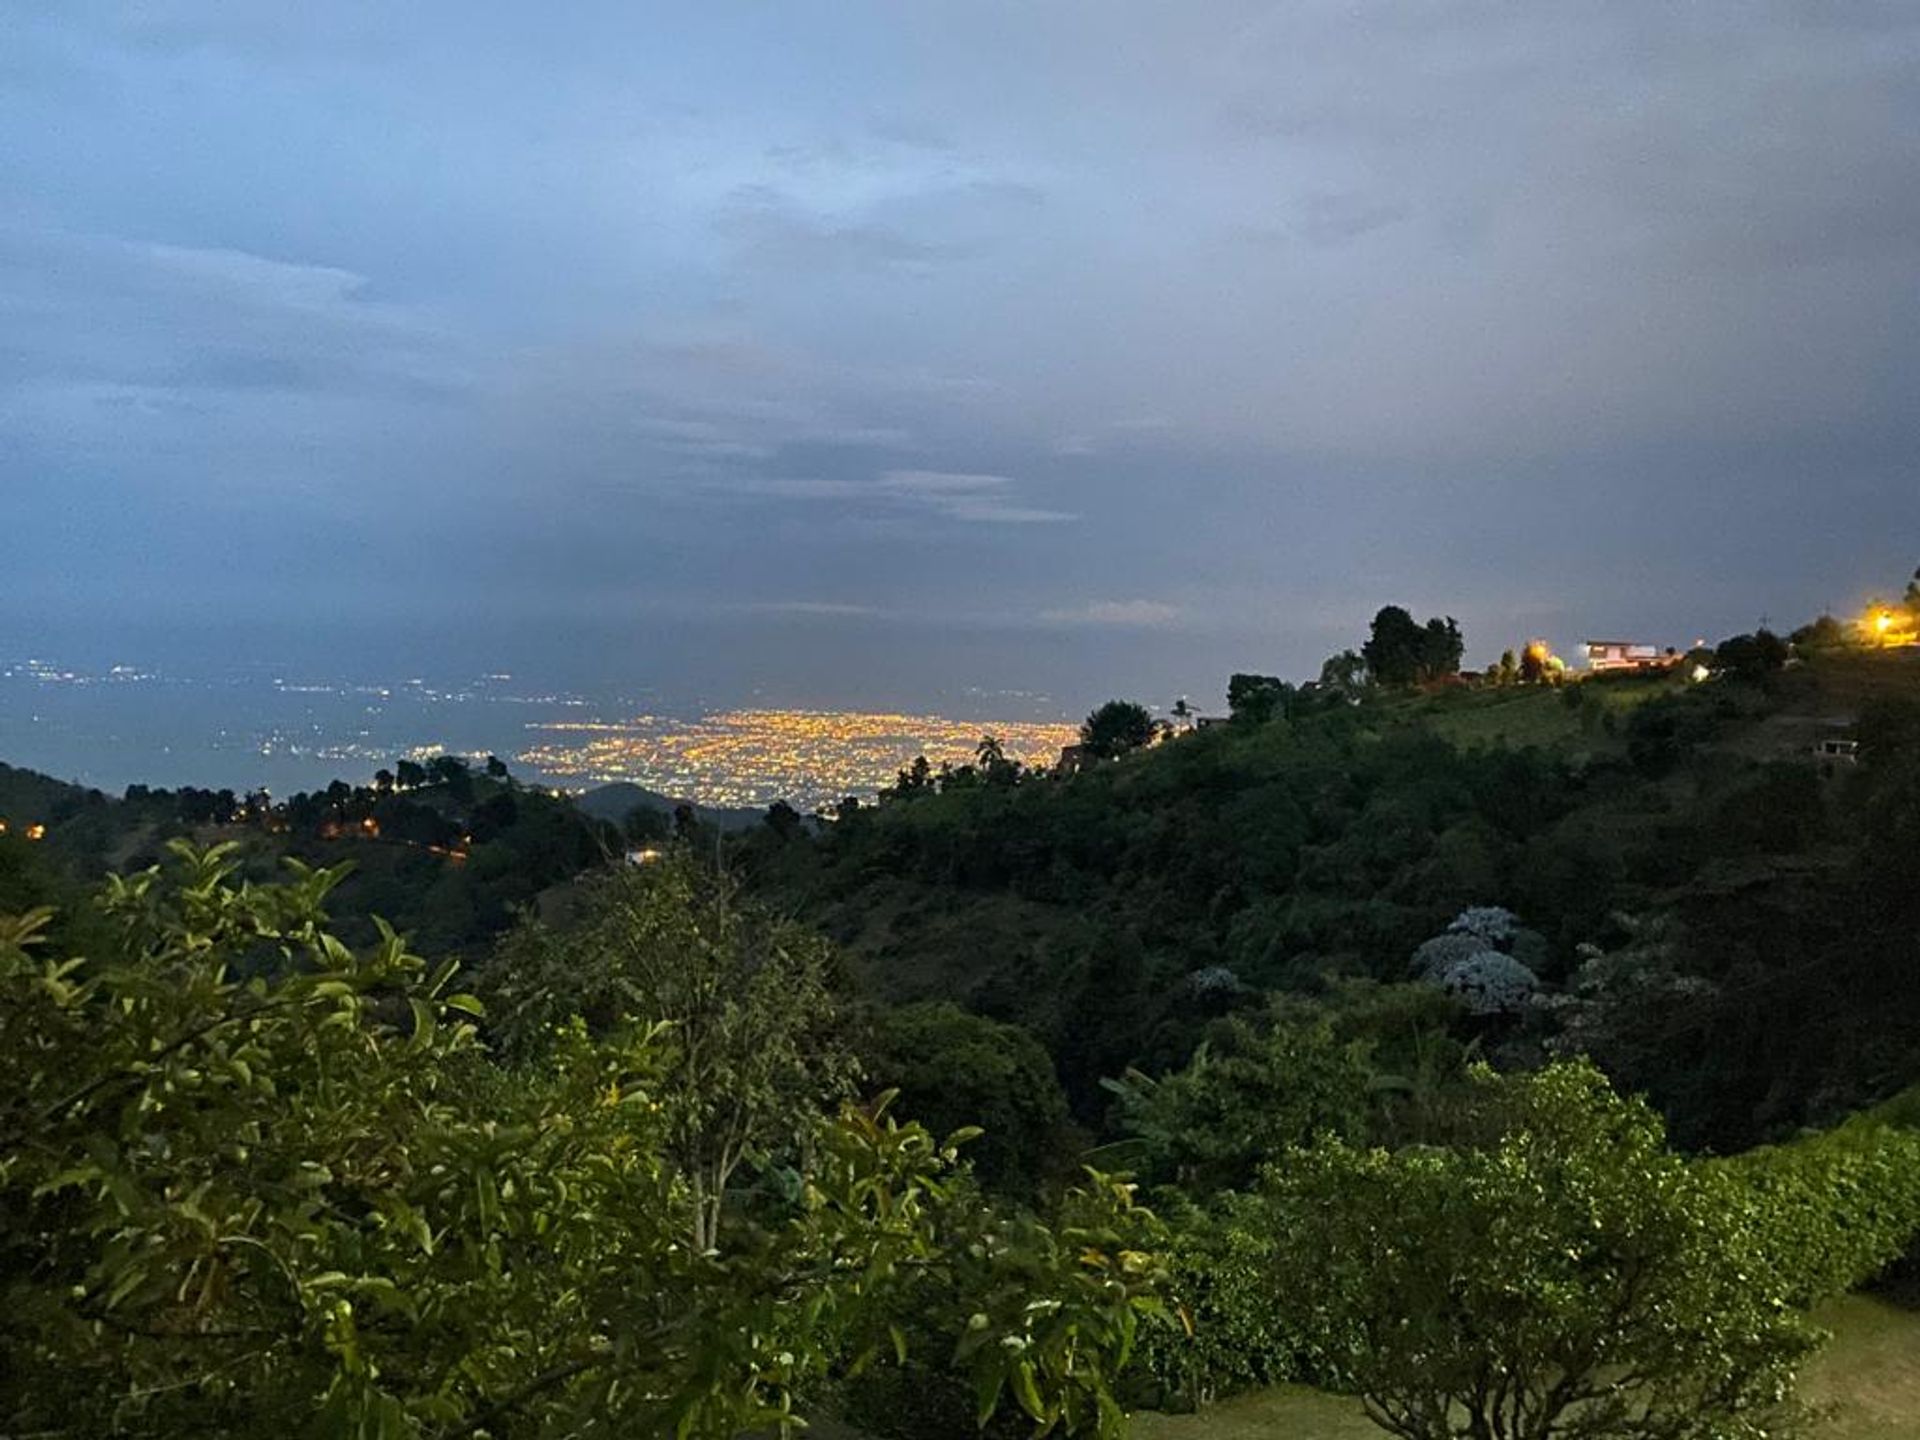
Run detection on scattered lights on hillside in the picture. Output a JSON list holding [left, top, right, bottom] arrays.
[[519, 708, 1079, 812]]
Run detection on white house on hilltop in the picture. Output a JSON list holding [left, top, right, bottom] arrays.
[[1583, 640, 1681, 673]]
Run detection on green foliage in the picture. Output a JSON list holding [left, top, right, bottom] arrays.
[[1790, 614, 1851, 656], [1226, 674, 1292, 724], [1130, 1193, 1322, 1409], [1362, 608, 1464, 688], [1, 843, 1165, 1438], [475, 850, 855, 1249], [837, 1169, 1169, 1439], [1714, 628, 1791, 680], [861, 1001, 1074, 1200], [1262, 1062, 1920, 1440], [1721, 1117, 1920, 1306], [1105, 1010, 1371, 1195], [1080, 700, 1158, 760]]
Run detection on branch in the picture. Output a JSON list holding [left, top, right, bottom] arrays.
[[443, 1356, 599, 1439]]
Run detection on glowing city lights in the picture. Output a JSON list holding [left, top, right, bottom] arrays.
[[520, 708, 1079, 812]]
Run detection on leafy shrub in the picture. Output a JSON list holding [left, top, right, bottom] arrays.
[[1131, 1194, 1352, 1408], [1723, 1118, 1920, 1304], [1261, 1063, 1892, 1440]]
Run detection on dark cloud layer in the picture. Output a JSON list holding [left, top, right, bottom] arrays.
[[4, 2, 1918, 710]]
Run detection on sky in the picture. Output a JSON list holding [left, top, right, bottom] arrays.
[[5, 2, 1919, 716]]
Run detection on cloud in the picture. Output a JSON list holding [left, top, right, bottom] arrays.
[[8, 3, 1920, 709], [730, 600, 884, 619], [720, 470, 1075, 525], [1040, 599, 1183, 629], [876, 470, 1075, 523]]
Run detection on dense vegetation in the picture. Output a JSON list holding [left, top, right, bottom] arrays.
[[5, 597, 1920, 1437], [1, 844, 1162, 1438], [740, 646, 1920, 1156]]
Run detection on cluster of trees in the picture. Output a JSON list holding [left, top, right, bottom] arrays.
[[1208, 1064, 1920, 1438], [746, 617, 1920, 1156], [6, 839, 1917, 1440], [1, 845, 1163, 1438], [1360, 606, 1465, 687], [103, 758, 619, 953], [8, 716, 1920, 1439]]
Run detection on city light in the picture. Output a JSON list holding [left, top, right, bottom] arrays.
[[520, 708, 1080, 812]]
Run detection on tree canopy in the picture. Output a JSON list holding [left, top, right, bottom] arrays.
[[0, 843, 1166, 1438], [1362, 607, 1465, 687], [1263, 1062, 1920, 1440], [1079, 700, 1157, 759]]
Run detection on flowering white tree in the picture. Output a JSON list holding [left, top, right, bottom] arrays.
[[1435, 951, 1539, 1015], [1411, 931, 1493, 981], [1411, 907, 1542, 1015], [1446, 905, 1519, 944]]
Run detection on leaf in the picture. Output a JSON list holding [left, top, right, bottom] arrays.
[[973, 1366, 1007, 1426], [1011, 1359, 1047, 1423], [408, 997, 436, 1050]]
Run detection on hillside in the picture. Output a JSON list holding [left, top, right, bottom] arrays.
[[742, 654, 1920, 1149]]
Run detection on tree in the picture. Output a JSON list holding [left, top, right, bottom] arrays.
[[889, 754, 934, 798], [1080, 700, 1157, 759], [1363, 606, 1427, 687], [1227, 673, 1292, 724], [484, 754, 510, 780], [0, 843, 1167, 1439], [394, 758, 427, 790], [1420, 616, 1465, 680], [1264, 1063, 1920, 1440], [973, 733, 1019, 787], [1105, 1010, 1371, 1195], [764, 797, 803, 839], [1317, 649, 1369, 700], [1363, 608, 1464, 687], [1790, 614, 1848, 655], [1714, 628, 1789, 679], [1495, 649, 1519, 686], [477, 852, 856, 1250], [861, 1002, 1073, 1200]]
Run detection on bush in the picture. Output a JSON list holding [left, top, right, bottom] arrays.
[[1131, 1194, 1349, 1408], [1724, 1119, 1920, 1304]]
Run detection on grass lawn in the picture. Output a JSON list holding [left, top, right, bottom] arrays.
[[1803, 1292, 1920, 1440], [1128, 1291, 1920, 1440], [1411, 677, 1671, 756]]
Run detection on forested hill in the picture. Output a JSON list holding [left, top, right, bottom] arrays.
[[738, 651, 1920, 1152]]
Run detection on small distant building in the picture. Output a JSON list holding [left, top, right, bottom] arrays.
[[1583, 640, 1681, 674], [1193, 715, 1231, 730], [1056, 743, 1092, 774], [1812, 737, 1859, 765]]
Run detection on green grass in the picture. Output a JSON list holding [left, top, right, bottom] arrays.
[[1803, 1292, 1920, 1440], [1127, 1292, 1920, 1440], [1410, 677, 1673, 756]]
